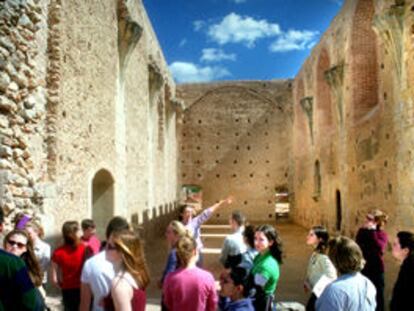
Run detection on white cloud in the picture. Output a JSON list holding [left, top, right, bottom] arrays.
[[269, 30, 319, 52], [169, 61, 231, 83], [207, 13, 281, 48], [193, 20, 206, 32], [200, 48, 236, 62]]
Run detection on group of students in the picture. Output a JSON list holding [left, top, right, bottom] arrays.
[[0, 202, 413, 311]]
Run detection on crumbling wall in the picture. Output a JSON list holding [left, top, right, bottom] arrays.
[[292, 0, 413, 236], [178, 81, 293, 222]]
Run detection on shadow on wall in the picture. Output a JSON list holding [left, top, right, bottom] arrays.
[[132, 202, 179, 241]]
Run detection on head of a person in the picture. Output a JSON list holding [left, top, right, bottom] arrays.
[[106, 230, 150, 289], [105, 216, 130, 240], [179, 204, 194, 224], [306, 226, 329, 254], [372, 209, 388, 229], [243, 225, 255, 249], [62, 221, 80, 247], [220, 266, 250, 301], [328, 236, 364, 275], [4, 229, 42, 286], [81, 219, 96, 238], [176, 234, 197, 267], [255, 224, 283, 263], [229, 211, 245, 231], [4, 229, 30, 257], [165, 220, 188, 247], [392, 231, 414, 262], [25, 220, 44, 241]]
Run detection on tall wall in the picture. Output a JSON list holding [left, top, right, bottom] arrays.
[[0, 0, 180, 238], [177, 81, 293, 223], [292, 0, 414, 236]]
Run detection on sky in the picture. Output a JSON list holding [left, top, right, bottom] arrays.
[[144, 0, 343, 83]]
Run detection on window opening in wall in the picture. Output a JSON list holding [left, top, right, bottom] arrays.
[[313, 160, 322, 201], [275, 186, 290, 220], [336, 189, 342, 231], [180, 185, 202, 211], [92, 169, 114, 239]]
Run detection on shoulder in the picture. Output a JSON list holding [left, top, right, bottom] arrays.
[[0, 249, 25, 270]]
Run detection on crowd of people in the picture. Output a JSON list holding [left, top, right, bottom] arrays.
[[0, 202, 413, 311]]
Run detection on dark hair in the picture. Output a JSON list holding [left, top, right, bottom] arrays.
[[231, 211, 246, 227], [328, 236, 364, 275], [0, 208, 4, 225], [229, 266, 249, 297], [4, 229, 43, 287], [81, 219, 96, 230], [312, 226, 329, 254], [256, 224, 283, 263], [243, 225, 255, 249], [105, 216, 129, 239], [62, 221, 80, 247], [397, 231, 414, 257]]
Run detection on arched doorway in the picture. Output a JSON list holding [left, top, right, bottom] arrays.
[[92, 169, 115, 238]]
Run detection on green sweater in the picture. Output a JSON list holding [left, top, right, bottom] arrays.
[[251, 250, 280, 295]]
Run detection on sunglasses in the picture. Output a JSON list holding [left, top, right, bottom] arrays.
[[7, 239, 27, 249]]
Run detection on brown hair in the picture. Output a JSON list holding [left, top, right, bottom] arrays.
[[328, 236, 364, 275], [25, 220, 45, 239], [113, 231, 150, 289], [62, 221, 80, 247], [176, 234, 197, 267], [4, 229, 43, 287]]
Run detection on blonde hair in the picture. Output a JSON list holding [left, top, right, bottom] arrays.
[[113, 231, 150, 289], [176, 234, 197, 267]]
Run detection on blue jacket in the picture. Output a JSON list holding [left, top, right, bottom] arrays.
[[219, 297, 254, 311]]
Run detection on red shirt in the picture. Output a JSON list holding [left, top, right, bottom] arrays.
[[52, 243, 86, 289]]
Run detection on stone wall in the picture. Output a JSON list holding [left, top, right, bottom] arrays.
[[0, 0, 180, 239], [292, 0, 414, 236], [177, 81, 293, 223]]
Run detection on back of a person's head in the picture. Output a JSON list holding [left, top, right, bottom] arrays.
[[230, 266, 249, 297], [62, 221, 80, 247], [243, 225, 255, 249], [231, 210, 246, 227], [397, 231, 414, 256], [328, 236, 364, 275], [113, 230, 150, 289], [106, 216, 129, 239], [176, 234, 196, 267], [81, 219, 96, 230]]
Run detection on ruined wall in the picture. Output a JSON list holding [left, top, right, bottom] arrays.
[[292, 0, 414, 236], [178, 81, 293, 223], [0, 0, 180, 238]]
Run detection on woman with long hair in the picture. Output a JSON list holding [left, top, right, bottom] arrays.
[[249, 224, 283, 311], [4, 229, 43, 288], [304, 226, 337, 311], [105, 230, 150, 311], [390, 231, 414, 311], [25, 220, 51, 287], [163, 234, 217, 311], [51, 221, 87, 311]]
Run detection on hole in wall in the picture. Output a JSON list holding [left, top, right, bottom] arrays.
[[247, 118, 251, 123], [216, 174, 220, 178], [247, 146, 251, 150], [196, 146, 201, 150], [285, 172, 288, 178], [216, 213, 220, 218], [235, 118, 240, 122], [249, 160, 253, 164], [236, 146, 240, 150], [197, 173, 202, 178], [197, 133, 201, 137], [215, 160, 220, 164], [388, 183, 393, 194], [62, 111, 67, 117], [216, 146, 220, 150], [247, 132, 251, 136], [385, 133, 390, 139], [183, 133, 186, 137], [381, 63, 384, 69], [265, 119, 268, 123], [266, 173, 270, 177], [384, 160, 388, 167], [265, 132, 268, 136], [182, 173, 186, 178], [233, 160, 238, 164], [196, 160, 201, 164], [384, 92, 387, 100], [249, 173, 254, 178], [217, 132, 221, 136], [198, 120, 202, 124], [235, 133, 239, 136], [232, 173, 237, 178], [268, 214, 272, 218], [88, 124, 92, 133], [266, 160, 270, 164], [244, 201, 248, 205]]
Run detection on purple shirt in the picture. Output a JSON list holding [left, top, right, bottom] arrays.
[[184, 207, 213, 251], [163, 266, 218, 311]]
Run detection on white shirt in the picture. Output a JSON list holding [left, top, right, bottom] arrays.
[[81, 251, 115, 311], [33, 238, 51, 284], [220, 227, 247, 266]]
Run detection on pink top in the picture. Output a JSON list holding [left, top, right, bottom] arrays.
[[81, 234, 101, 255], [163, 266, 218, 311]]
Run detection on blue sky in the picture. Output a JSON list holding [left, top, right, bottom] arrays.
[[144, 0, 343, 83]]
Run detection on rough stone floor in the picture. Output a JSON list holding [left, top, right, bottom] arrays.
[[46, 220, 400, 311]]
